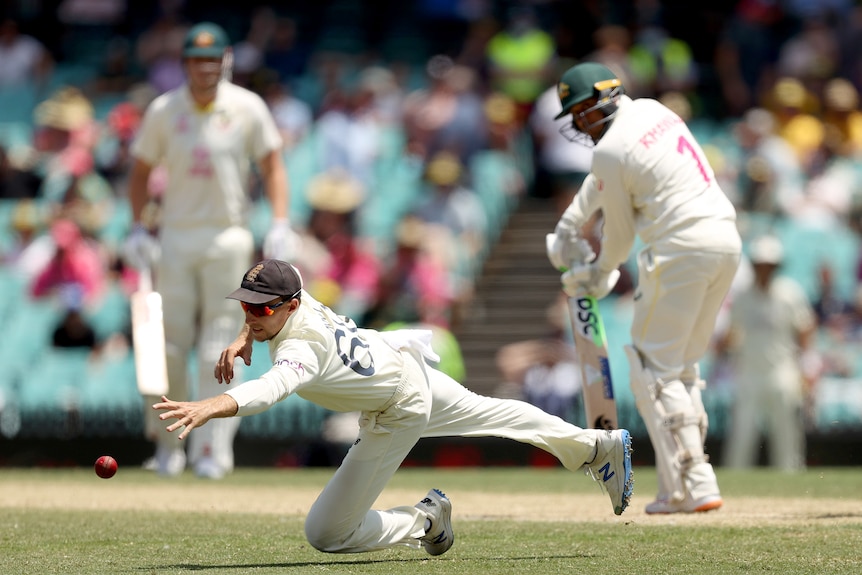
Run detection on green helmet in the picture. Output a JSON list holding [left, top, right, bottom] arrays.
[[182, 22, 230, 59], [554, 62, 624, 120]]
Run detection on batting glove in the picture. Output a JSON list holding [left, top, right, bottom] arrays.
[[561, 263, 620, 300], [263, 219, 300, 261], [122, 224, 160, 270], [546, 231, 595, 272]]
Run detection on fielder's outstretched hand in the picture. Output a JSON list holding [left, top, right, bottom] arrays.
[[153, 395, 238, 440]]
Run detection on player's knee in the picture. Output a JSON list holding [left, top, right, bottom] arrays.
[[304, 517, 347, 553], [304, 524, 335, 552]]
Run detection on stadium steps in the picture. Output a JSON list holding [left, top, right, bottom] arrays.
[[455, 195, 562, 397]]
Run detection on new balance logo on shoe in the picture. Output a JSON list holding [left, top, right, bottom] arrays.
[[598, 462, 615, 482], [415, 489, 454, 556], [587, 430, 633, 515]]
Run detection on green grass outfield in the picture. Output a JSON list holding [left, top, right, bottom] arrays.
[[1, 466, 861, 574]]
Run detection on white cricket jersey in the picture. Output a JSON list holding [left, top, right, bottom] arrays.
[[561, 95, 739, 274], [729, 276, 815, 375], [131, 81, 282, 229], [225, 291, 427, 414]]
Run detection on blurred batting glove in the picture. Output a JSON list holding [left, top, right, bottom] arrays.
[[561, 263, 620, 300], [263, 219, 300, 261], [122, 224, 160, 270], [546, 231, 595, 272]]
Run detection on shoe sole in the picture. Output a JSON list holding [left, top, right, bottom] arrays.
[[616, 430, 634, 516], [645, 498, 723, 515], [692, 498, 723, 513]]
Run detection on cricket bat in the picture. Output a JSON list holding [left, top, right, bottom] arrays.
[[567, 295, 618, 430], [130, 267, 169, 396]]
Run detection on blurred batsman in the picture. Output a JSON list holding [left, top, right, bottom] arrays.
[[123, 22, 299, 479], [546, 62, 741, 513]]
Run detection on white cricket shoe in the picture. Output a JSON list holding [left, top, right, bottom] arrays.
[[645, 493, 723, 514], [415, 489, 454, 556], [141, 455, 157, 471], [587, 429, 634, 516], [194, 456, 226, 480], [155, 445, 186, 477]]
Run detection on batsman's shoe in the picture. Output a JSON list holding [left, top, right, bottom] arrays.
[[645, 493, 723, 515], [141, 455, 157, 472], [415, 489, 454, 556], [155, 444, 186, 477], [194, 456, 226, 480], [587, 429, 634, 515]]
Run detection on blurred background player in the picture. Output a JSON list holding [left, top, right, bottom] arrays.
[[546, 62, 741, 514], [123, 21, 298, 479], [718, 235, 819, 471]]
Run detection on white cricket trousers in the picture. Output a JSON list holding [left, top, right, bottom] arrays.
[[631, 248, 740, 384], [143, 225, 253, 470], [304, 351, 598, 553], [630, 247, 740, 501], [723, 368, 806, 471]]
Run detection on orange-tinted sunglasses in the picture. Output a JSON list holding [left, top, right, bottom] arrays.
[[240, 298, 288, 317]]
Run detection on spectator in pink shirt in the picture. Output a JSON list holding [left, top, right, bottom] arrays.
[[30, 218, 107, 305]]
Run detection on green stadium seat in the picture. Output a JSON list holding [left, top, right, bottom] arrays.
[[0, 295, 65, 376], [0, 121, 33, 151], [359, 154, 423, 244], [78, 350, 144, 437], [0, 84, 37, 124], [815, 376, 862, 430], [84, 280, 131, 342], [16, 347, 91, 437]]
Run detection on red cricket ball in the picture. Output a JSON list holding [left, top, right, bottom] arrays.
[[94, 455, 118, 479]]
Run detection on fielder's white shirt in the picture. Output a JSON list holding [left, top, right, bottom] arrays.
[[728, 275, 815, 376], [131, 81, 282, 229], [559, 95, 739, 274], [226, 291, 433, 414]]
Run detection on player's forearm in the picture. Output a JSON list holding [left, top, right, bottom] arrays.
[[225, 374, 292, 416], [556, 174, 600, 235], [261, 151, 289, 220], [234, 323, 252, 345], [128, 159, 153, 223], [209, 393, 240, 418]]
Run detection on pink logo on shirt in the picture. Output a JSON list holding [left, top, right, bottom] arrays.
[[189, 146, 213, 177], [275, 359, 305, 375]]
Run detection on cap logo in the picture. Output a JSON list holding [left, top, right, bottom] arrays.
[[558, 82, 570, 99], [245, 263, 265, 283], [194, 31, 215, 48]]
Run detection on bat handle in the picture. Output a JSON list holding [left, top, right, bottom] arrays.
[[139, 266, 153, 294]]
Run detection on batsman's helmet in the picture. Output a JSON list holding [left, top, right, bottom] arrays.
[[555, 62, 625, 144], [182, 22, 229, 59], [555, 62, 623, 119]]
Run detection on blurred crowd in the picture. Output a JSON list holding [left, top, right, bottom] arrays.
[[1, 0, 862, 445]]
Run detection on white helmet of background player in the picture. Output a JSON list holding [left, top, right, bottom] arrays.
[[748, 234, 783, 266], [555, 62, 625, 146]]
